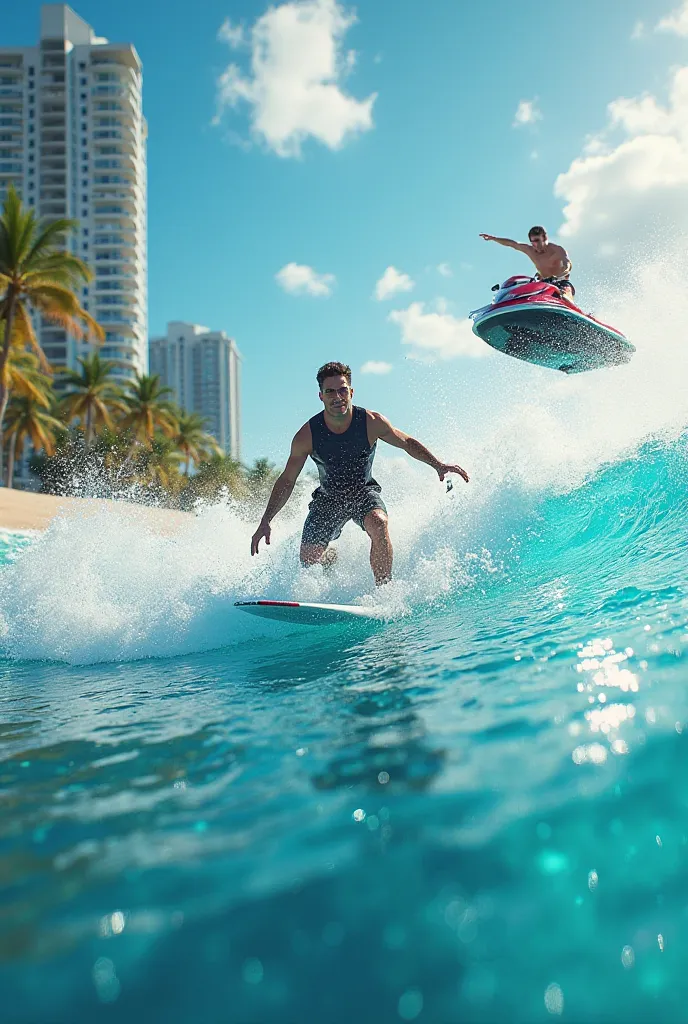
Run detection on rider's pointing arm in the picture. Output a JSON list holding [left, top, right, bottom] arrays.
[[367, 412, 469, 484], [479, 233, 531, 254], [251, 424, 311, 556]]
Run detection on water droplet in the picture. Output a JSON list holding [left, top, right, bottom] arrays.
[[378, 771, 390, 784], [353, 808, 366, 822], [110, 911, 125, 935], [588, 870, 599, 891], [656, 835, 663, 847], [544, 982, 564, 1015], [538, 850, 569, 875], [242, 958, 264, 985], [92, 957, 120, 1003], [621, 945, 635, 968], [658, 933, 665, 952], [398, 987, 423, 1020]]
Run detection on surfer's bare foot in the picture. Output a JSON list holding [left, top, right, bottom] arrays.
[[375, 575, 392, 587]]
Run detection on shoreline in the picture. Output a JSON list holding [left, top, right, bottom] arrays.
[[0, 488, 189, 534]]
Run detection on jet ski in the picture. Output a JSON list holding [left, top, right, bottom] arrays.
[[470, 276, 635, 373]]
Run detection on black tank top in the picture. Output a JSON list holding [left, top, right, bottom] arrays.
[[309, 405, 380, 499]]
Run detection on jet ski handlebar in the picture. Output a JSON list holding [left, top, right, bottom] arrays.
[[491, 275, 536, 291]]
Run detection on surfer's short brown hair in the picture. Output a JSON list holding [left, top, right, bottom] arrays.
[[317, 362, 352, 388], [528, 225, 547, 239]]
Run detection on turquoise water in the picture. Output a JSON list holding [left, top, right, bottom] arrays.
[[2, 425, 688, 1022]]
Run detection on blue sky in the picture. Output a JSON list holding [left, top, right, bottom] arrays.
[[6, 0, 688, 461]]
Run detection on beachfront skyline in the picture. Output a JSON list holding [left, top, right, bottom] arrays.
[[3, 0, 687, 460]]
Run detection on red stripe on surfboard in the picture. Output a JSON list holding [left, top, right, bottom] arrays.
[[257, 600, 300, 607]]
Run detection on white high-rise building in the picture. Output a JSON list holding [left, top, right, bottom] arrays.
[[0, 4, 147, 380], [150, 322, 242, 459]]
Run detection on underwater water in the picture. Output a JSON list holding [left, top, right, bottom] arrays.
[[2, 262, 688, 1022]]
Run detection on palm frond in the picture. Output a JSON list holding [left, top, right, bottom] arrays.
[[23, 216, 79, 268]]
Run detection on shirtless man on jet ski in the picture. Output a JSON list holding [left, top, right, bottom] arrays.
[[479, 226, 575, 302]]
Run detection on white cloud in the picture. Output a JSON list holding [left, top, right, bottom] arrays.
[[214, 0, 376, 157], [513, 99, 542, 128], [657, 1, 688, 35], [218, 18, 245, 48], [374, 266, 415, 301], [275, 262, 335, 296], [631, 19, 646, 39], [388, 301, 486, 361], [554, 65, 688, 246], [437, 262, 452, 278], [361, 360, 392, 375]]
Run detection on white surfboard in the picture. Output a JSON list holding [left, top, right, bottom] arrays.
[[234, 599, 378, 625]]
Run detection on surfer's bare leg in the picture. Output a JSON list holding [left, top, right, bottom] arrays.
[[364, 510, 393, 586], [300, 543, 338, 568]]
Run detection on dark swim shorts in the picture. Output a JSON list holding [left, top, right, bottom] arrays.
[[301, 486, 388, 547], [542, 275, 576, 297]]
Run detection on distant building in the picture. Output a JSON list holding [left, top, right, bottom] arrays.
[[0, 4, 148, 381], [149, 322, 242, 459]]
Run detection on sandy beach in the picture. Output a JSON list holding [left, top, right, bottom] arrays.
[[0, 487, 189, 534]]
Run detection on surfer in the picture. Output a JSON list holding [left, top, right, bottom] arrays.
[[250, 362, 469, 586], [479, 226, 576, 302]]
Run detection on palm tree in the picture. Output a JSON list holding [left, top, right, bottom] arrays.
[[4, 345, 53, 406], [182, 452, 246, 506], [4, 393, 62, 488], [245, 457, 278, 495], [0, 185, 103, 432], [135, 434, 183, 491], [119, 373, 178, 445], [173, 412, 221, 475], [59, 352, 125, 447]]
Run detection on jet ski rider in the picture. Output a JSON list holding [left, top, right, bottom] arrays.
[[479, 226, 575, 303]]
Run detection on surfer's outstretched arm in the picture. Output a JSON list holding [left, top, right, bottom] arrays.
[[251, 425, 311, 556], [368, 412, 469, 484]]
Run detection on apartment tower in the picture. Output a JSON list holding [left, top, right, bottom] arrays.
[[0, 4, 147, 379], [149, 322, 242, 460]]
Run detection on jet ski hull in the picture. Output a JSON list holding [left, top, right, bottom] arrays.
[[471, 289, 635, 373]]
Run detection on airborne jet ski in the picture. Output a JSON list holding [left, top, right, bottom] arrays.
[[470, 276, 635, 373]]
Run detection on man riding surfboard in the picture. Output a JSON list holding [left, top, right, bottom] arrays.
[[250, 361, 469, 586]]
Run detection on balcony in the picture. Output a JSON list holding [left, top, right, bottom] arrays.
[[96, 269, 137, 281], [91, 60, 140, 83], [41, 87, 65, 101], [91, 84, 136, 99], [93, 235, 129, 247], [96, 313, 139, 326], [93, 197, 138, 214]]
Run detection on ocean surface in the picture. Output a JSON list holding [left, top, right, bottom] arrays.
[[1, 426, 688, 1023], [3, 267, 688, 1022]]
